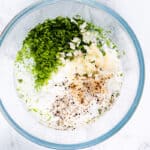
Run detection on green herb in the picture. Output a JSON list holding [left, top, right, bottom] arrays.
[[16, 16, 89, 89], [100, 49, 106, 56], [87, 41, 92, 46], [86, 22, 104, 35], [106, 39, 111, 47], [83, 73, 88, 77], [73, 15, 85, 26], [104, 107, 108, 111], [46, 115, 51, 121], [18, 79, 23, 83], [90, 60, 95, 64], [123, 50, 126, 55], [120, 73, 123, 77], [112, 43, 117, 49], [115, 92, 120, 97], [16, 44, 30, 62], [29, 108, 39, 112], [106, 39, 118, 49], [98, 109, 102, 115], [97, 42, 106, 56]]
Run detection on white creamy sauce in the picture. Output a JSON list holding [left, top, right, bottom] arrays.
[[14, 27, 123, 130]]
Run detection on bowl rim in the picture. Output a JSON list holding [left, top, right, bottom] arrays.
[[0, 0, 145, 149]]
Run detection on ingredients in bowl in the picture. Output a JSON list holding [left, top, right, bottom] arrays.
[[14, 16, 124, 130]]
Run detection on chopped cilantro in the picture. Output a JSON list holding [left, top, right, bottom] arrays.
[[120, 73, 124, 77], [98, 109, 102, 115], [116, 92, 120, 97], [18, 79, 23, 83], [83, 73, 88, 77], [16, 15, 121, 89], [106, 39, 111, 47], [100, 49, 106, 56], [90, 60, 95, 64], [29, 108, 39, 112]]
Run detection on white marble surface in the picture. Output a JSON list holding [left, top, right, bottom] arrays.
[[0, 0, 150, 150]]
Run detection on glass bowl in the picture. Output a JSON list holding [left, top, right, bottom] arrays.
[[0, 0, 145, 149]]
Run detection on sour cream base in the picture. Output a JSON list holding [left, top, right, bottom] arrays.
[[15, 39, 123, 130]]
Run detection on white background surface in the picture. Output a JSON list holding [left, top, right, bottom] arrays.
[[0, 0, 150, 150]]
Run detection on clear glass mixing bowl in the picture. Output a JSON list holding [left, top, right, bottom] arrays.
[[0, 0, 145, 149]]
